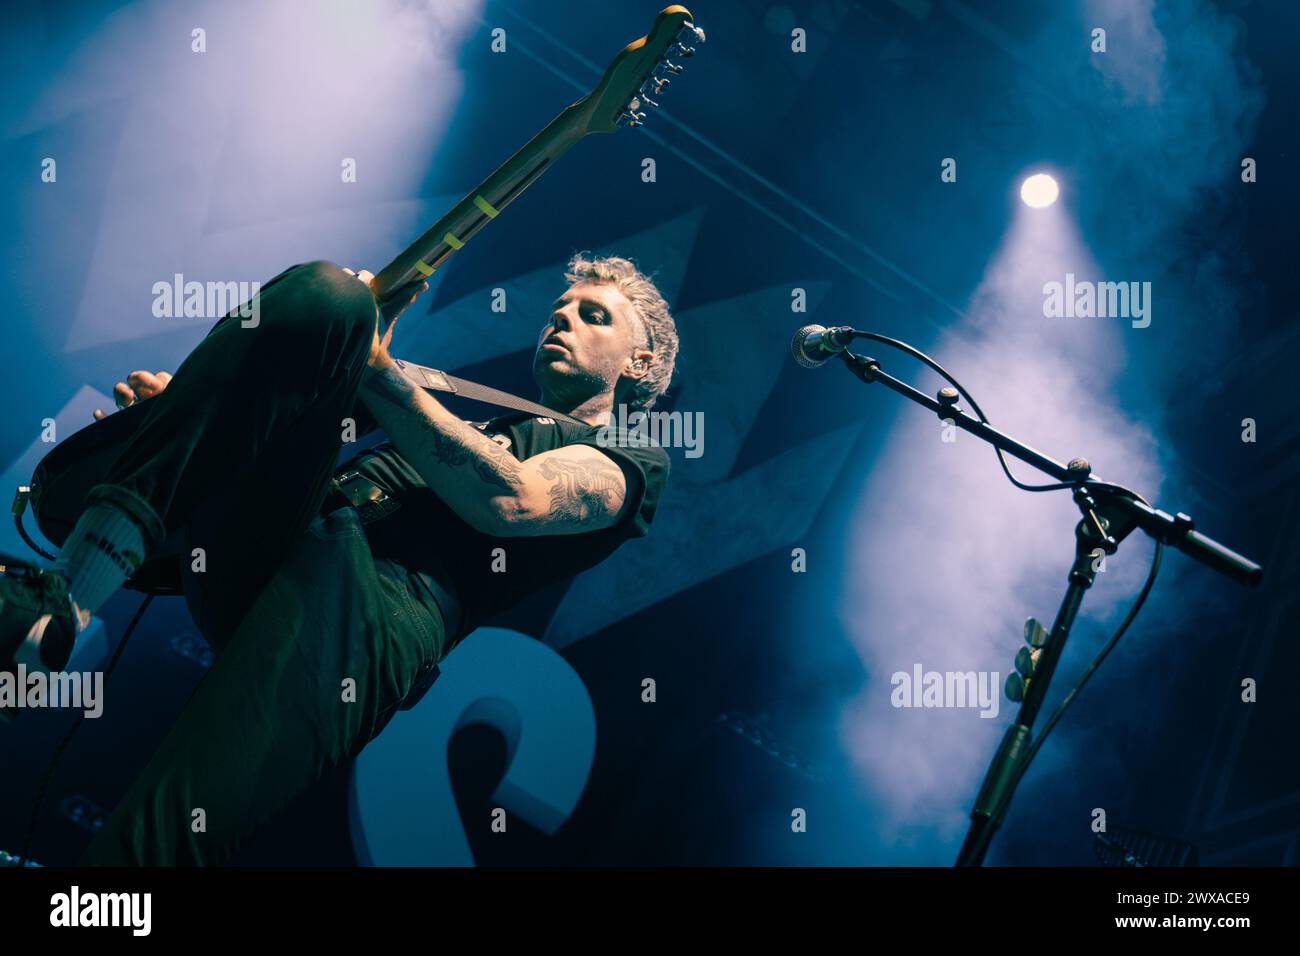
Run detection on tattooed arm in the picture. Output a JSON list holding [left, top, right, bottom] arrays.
[[359, 359, 631, 536]]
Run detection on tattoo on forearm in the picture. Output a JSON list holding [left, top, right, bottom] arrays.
[[428, 429, 523, 493], [537, 456, 624, 525], [361, 364, 420, 410], [362, 364, 523, 494]]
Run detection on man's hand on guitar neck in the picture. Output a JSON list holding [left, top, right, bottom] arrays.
[[342, 267, 429, 379], [92, 370, 173, 421]]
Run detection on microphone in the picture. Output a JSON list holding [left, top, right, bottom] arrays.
[[791, 325, 856, 368]]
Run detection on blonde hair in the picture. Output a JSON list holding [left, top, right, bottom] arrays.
[[564, 252, 678, 411]]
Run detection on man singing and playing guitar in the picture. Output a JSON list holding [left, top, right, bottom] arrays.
[[0, 252, 676, 865], [0, 4, 701, 866]]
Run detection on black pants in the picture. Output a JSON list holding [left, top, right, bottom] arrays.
[[77, 261, 444, 865]]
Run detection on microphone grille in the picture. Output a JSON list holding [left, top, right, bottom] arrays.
[[791, 324, 828, 368]]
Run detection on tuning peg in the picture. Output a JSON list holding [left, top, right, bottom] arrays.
[[1005, 672, 1028, 702], [677, 24, 705, 46], [639, 95, 660, 109], [1014, 646, 1040, 677], [1024, 617, 1048, 648], [655, 60, 684, 77], [674, 42, 696, 58]]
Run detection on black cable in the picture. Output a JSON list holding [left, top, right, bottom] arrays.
[[843, 331, 1165, 859], [850, 331, 1085, 493], [18, 590, 155, 867], [13, 502, 58, 563], [14, 519, 57, 562]]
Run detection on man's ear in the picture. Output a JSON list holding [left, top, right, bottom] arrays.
[[624, 346, 654, 380]]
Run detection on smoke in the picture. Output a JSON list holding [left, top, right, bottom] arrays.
[[1086, 0, 1166, 105], [3, 0, 485, 352], [1070, 0, 1265, 379], [838, 206, 1165, 858], [836, 0, 1264, 862]]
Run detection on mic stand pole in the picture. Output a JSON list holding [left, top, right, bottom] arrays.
[[835, 348, 1263, 867]]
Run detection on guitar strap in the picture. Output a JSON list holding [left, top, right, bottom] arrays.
[[391, 360, 589, 427], [327, 362, 592, 521]]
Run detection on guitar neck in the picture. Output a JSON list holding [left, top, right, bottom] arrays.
[[371, 5, 704, 300], [371, 104, 587, 302]]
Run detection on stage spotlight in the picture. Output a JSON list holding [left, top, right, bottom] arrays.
[[1020, 173, 1059, 208]]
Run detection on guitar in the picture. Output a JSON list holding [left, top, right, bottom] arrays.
[[373, 5, 703, 301], [25, 6, 705, 595]]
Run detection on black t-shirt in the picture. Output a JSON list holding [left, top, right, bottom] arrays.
[[338, 412, 670, 654]]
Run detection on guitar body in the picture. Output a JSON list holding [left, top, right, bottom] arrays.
[[30, 400, 185, 595]]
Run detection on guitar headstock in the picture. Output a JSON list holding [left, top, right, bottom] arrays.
[[574, 5, 704, 134]]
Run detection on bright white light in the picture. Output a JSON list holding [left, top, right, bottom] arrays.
[[1020, 173, 1060, 208]]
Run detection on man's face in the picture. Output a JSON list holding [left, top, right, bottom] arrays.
[[533, 281, 646, 401]]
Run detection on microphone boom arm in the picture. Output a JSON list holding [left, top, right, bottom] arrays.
[[836, 347, 1262, 586]]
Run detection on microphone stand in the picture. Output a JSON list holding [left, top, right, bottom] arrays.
[[834, 347, 1263, 867]]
